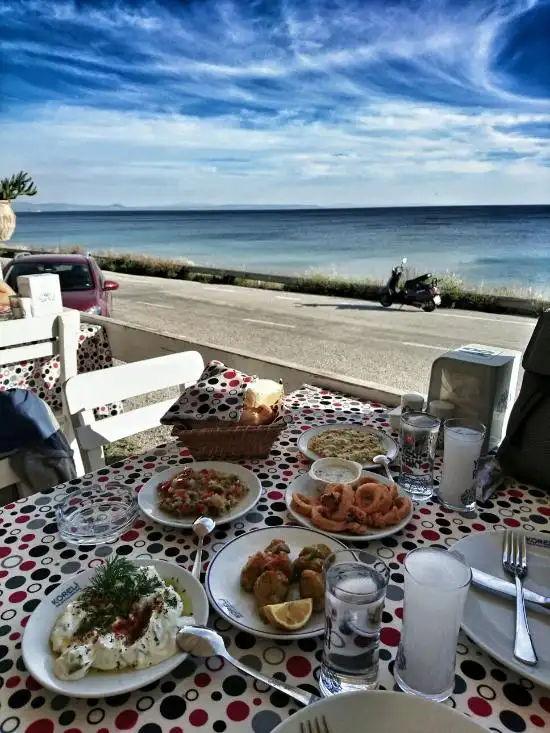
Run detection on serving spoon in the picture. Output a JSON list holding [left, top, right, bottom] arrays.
[[176, 625, 320, 707], [373, 454, 395, 482], [191, 517, 216, 580]]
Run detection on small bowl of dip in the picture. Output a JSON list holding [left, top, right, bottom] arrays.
[[309, 457, 363, 491]]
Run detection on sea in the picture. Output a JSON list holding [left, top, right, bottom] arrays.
[[9, 205, 550, 293]]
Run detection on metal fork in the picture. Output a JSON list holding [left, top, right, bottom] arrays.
[[502, 529, 538, 666], [300, 716, 331, 733]]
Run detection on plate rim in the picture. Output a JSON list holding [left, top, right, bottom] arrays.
[[453, 528, 550, 689], [270, 689, 485, 733], [297, 423, 398, 468], [205, 525, 348, 640], [137, 460, 263, 529], [21, 557, 209, 698], [285, 470, 413, 543]]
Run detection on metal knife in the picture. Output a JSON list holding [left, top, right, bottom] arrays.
[[471, 568, 550, 612]]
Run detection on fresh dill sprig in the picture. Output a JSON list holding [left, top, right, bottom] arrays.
[[78, 557, 163, 634]]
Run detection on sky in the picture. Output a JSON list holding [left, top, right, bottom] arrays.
[[1, 0, 549, 207]]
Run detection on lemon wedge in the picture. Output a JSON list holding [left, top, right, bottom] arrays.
[[263, 598, 313, 630]]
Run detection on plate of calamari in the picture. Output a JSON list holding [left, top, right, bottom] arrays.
[[285, 470, 413, 542]]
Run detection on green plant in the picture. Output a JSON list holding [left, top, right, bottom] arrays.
[[0, 171, 38, 200]]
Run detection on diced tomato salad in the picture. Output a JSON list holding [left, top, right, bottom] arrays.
[[157, 467, 247, 517]]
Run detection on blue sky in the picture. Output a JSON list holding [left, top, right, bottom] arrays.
[[1, 0, 549, 207]]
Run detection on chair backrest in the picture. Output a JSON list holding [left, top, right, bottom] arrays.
[[64, 350, 204, 474], [0, 310, 80, 385]]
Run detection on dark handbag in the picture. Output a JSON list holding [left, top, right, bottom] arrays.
[[497, 310, 550, 489]]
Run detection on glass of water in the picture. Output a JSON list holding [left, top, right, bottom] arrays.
[[438, 419, 486, 511], [319, 550, 389, 697], [398, 411, 440, 501], [394, 547, 471, 702]]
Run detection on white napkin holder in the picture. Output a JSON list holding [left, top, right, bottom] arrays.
[[17, 273, 63, 316]]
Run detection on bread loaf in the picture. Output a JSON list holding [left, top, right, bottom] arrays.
[[244, 379, 284, 409]]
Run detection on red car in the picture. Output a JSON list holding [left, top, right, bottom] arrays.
[[4, 253, 119, 316]]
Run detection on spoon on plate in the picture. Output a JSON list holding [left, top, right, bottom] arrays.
[[373, 454, 395, 482], [176, 625, 320, 707], [191, 517, 216, 580]]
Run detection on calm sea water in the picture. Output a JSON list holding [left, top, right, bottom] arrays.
[[9, 205, 550, 292]]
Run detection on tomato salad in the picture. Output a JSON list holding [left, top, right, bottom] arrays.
[[157, 467, 248, 518]]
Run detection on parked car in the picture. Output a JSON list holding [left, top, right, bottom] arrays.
[[4, 253, 119, 316]]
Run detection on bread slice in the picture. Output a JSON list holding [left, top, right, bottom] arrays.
[[244, 378, 284, 409]]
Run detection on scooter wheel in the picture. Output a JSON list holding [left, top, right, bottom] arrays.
[[422, 301, 436, 312], [379, 295, 392, 308]]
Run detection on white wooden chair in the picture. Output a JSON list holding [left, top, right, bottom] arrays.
[[0, 310, 82, 502], [64, 350, 204, 474]]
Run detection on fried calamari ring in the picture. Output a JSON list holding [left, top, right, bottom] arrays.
[[351, 475, 385, 490], [291, 492, 316, 518], [319, 483, 355, 521], [366, 495, 412, 528], [310, 506, 347, 532], [344, 505, 369, 534], [355, 483, 390, 515]]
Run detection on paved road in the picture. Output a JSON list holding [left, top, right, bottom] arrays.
[[107, 271, 536, 393]]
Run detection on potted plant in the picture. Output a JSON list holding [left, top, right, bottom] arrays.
[[0, 171, 38, 241]]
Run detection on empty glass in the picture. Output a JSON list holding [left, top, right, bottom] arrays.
[[319, 550, 389, 696], [438, 419, 486, 511], [394, 548, 471, 702], [398, 411, 440, 501], [56, 483, 139, 545]]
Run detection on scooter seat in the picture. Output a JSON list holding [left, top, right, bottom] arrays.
[[406, 273, 432, 286]]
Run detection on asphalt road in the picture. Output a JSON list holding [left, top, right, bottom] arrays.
[[107, 271, 536, 393]]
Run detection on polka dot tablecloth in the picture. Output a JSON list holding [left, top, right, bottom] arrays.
[[0, 323, 120, 417], [1, 385, 549, 733]]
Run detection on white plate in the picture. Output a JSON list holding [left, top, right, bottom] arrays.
[[285, 470, 413, 542], [298, 423, 398, 469], [271, 690, 484, 733], [22, 558, 209, 698], [205, 526, 347, 640], [138, 461, 262, 529], [452, 529, 550, 688]]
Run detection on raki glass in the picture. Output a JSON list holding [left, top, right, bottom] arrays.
[[394, 547, 471, 702], [319, 550, 389, 696]]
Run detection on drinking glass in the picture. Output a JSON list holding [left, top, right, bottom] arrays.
[[319, 550, 389, 697], [438, 419, 486, 511], [394, 547, 471, 702], [398, 411, 440, 501]]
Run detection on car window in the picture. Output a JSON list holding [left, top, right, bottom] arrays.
[[6, 262, 94, 292]]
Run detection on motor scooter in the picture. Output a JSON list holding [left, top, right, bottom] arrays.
[[379, 258, 441, 312]]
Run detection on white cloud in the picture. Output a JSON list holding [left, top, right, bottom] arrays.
[[1, 0, 549, 204], [2, 101, 549, 206]]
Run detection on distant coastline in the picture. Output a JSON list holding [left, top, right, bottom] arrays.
[[13, 203, 324, 213], [13, 202, 548, 213]]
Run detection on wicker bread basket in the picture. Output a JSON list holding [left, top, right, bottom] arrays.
[[171, 408, 288, 460]]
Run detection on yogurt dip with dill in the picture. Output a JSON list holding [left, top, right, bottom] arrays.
[[50, 557, 193, 680]]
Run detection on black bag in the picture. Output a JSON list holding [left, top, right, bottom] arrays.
[[497, 310, 550, 489]]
